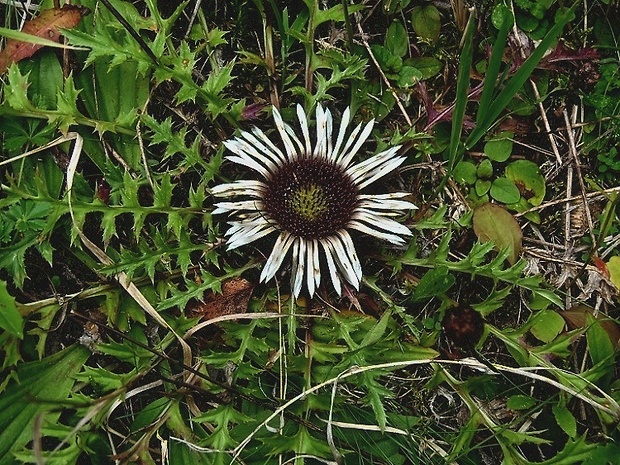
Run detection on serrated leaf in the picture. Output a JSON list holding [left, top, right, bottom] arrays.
[[0, 281, 23, 338], [0, 345, 90, 465], [473, 203, 522, 265], [413, 267, 455, 301]]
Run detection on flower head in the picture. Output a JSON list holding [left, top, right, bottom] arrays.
[[213, 104, 416, 298]]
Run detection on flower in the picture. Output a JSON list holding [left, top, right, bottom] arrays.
[[212, 104, 416, 298]]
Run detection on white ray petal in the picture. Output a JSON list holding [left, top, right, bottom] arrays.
[[338, 119, 375, 168], [261, 231, 295, 283], [226, 222, 276, 249], [324, 233, 360, 289], [325, 107, 333, 160], [306, 238, 320, 297], [226, 154, 270, 179], [251, 127, 287, 164], [357, 198, 416, 211], [357, 193, 417, 211], [355, 157, 407, 190], [240, 131, 286, 167], [348, 220, 408, 246], [335, 121, 363, 166], [352, 209, 413, 236], [292, 238, 306, 298], [213, 200, 262, 214], [284, 123, 304, 158], [346, 147, 401, 180], [226, 138, 278, 175], [272, 106, 298, 160], [337, 230, 362, 281], [331, 107, 351, 162], [320, 238, 342, 295], [297, 104, 312, 157], [226, 213, 268, 236], [314, 105, 327, 159], [212, 180, 267, 197]]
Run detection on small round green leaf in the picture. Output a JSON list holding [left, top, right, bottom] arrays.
[[484, 131, 514, 162], [490, 177, 521, 204], [411, 5, 441, 43], [405, 57, 442, 79], [453, 161, 477, 185], [530, 310, 565, 343], [505, 159, 546, 206], [477, 159, 494, 179], [475, 179, 491, 196], [397, 66, 423, 88]]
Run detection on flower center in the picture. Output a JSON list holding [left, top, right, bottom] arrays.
[[290, 183, 328, 220], [263, 158, 358, 239]]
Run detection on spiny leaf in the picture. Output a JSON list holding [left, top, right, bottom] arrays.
[[0, 281, 23, 339]]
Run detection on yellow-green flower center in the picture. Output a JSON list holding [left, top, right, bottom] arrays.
[[290, 184, 328, 220]]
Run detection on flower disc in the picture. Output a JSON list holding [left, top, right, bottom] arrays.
[[263, 158, 357, 239]]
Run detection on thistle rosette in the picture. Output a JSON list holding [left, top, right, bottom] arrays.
[[212, 104, 416, 297]]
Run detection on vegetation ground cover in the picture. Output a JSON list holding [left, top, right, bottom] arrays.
[[0, 0, 619, 463]]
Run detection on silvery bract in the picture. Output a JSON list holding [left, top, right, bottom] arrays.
[[213, 104, 416, 298]]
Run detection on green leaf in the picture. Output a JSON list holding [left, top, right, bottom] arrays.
[[4, 64, 36, 112], [553, 404, 577, 438], [606, 256, 620, 291], [411, 5, 441, 43], [506, 394, 536, 410], [477, 159, 494, 179], [361, 309, 391, 347], [406, 57, 442, 79], [453, 161, 477, 185], [530, 310, 565, 343], [473, 203, 522, 265], [484, 131, 514, 162], [412, 267, 455, 301], [505, 159, 546, 206], [475, 179, 492, 196], [385, 20, 408, 57], [490, 177, 521, 204], [0, 281, 23, 339], [0, 345, 90, 465], [396, 65, 422, 88]]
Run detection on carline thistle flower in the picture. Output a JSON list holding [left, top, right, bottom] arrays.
[[212, 104, 416, 298]]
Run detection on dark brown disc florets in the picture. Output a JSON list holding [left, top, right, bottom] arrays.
[[263, 158, 358, 239]]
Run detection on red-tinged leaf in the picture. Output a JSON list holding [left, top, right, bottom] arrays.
[[0, 5, 89, 74], [561, 305, 620, 349], [473, 202, 523, 265], [187, 277, 253, 320], [592, 255, 610, 279]]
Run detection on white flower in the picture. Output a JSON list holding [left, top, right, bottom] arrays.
[[212, 104, 416, 298]]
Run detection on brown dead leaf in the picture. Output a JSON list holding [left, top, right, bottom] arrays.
[[561, 305, 620, 349], [0, 4, 89, 74], [188, 277, 253, 320]]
